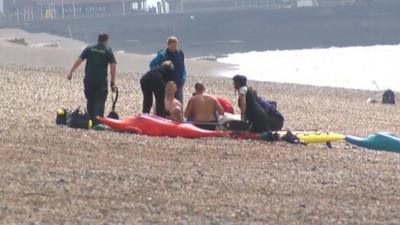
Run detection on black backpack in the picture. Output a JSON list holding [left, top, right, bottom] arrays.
[[56, 107, 92, 129], [382, 89, 395, 105], [245, 89, 284, 133], [255, 96, 284, 121]]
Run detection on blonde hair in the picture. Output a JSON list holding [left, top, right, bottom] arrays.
[[167, 36, 178, 45], [165, 81, 178, 94], [166, 81, 177, 92]]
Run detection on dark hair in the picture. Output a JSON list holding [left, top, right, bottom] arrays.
[[161, 60, 175, 71], [195, 81, 205, 93], [233, 75, 247, 87], [98, 33, 109, 43]]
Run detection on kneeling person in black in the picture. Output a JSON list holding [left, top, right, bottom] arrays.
[[140, 61, 174, 117], [233, 75, 284, 133], [67, 33, 117, 126]]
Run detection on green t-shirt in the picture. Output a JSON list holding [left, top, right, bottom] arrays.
[[80, 43, 116, 82]]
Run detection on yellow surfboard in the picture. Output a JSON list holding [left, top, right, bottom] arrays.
[[292, 132, 345, 144], [219, 115, 345, 144], [277, 131, 345, 144]]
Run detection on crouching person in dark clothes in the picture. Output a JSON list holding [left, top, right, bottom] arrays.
[[140, 61, 174, 117], [232, 75, 284, 133], [67, 33, 117, 127], [149, 37, 187, 104]]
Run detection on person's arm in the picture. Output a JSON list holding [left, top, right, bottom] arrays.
[[149, 51, 165, 69], [108, 50, 117, 92], [239, 94, 246, 121], [215, 100, 225, 116], [67, 58, 84, 80], [177, 105, 184, 123], [181, 51, 187, 81], [184, 98, 193, 119], [68, 47, 89, 80], [110, 63, 117, 92], [182, 65, 187, 83]]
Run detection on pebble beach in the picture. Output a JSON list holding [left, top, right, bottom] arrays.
[[1, 30, 400, 225]]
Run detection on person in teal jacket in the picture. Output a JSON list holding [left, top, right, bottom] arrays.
[[150, 36, 187, 103]]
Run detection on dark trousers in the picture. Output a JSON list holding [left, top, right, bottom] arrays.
[[248, 111, 284, 133], [194, 123, 217, 131], [84, 80, 108, 125], [246, 104, 284, 133], [140, 80, 166, 117]]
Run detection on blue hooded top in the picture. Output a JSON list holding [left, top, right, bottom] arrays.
[[149, 49, 187, 86]]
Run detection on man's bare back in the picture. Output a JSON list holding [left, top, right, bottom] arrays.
[[185, 94, 224, 122]]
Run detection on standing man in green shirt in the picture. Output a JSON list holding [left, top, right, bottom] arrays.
[[67, 33, 117, 126]]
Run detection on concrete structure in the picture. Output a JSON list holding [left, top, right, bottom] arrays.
[[165, 0, 364, 12], [10, 0, 399, 57], [36, 0, 148, 17], [0, 0, 3, 13], [3, 0, 149, 20], [165, 0, 297, 12]]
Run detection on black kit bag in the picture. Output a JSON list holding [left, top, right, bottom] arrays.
[[56, 108, 68, 126], [56, 107, 92, 129], [382, 89, 395, 105]]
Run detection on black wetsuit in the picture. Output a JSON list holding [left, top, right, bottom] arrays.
[[80, 43, 116, 125], [244, 88, 284, 133], [140, 65, 173, 117]]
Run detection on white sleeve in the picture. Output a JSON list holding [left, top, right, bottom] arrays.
[[239, 86, 248, 95]]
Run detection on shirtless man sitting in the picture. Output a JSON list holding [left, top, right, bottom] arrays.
[[164, 81, 184, 122], [184, 82, 225, 130]]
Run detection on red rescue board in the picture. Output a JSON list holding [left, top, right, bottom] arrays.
[[97, 114, 227, 138]]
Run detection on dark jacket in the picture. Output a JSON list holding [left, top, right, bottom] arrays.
[[140, 64, 174, 86], [149, 49, 187, 86], [245, 88, 284, 133], [80, 43, 116, 83]]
